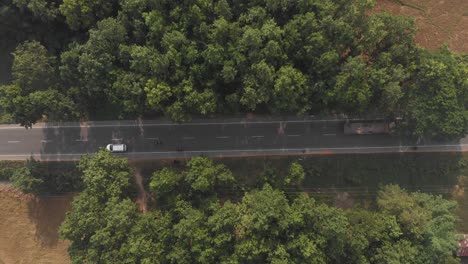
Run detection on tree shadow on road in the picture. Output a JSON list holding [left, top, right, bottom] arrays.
[[39, 122, 83, 161]]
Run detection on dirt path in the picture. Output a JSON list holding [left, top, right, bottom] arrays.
[[133, 169, 149, 213], [0, 183, 72, 264]]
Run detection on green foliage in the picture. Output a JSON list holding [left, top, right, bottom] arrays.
[[78, 149, 133, 200], [0, 41, 77, 127], [330, 56, 372, 113], [60, 149, 137, 263], [60, 18, 126, 116], [405, 48, 468, 140], [285, 161, 305, 186], [11, 40, 53, 93], [9, 159, 81, 195], [1, 0, 466, 137], [0, 84, 76, 127], [10, 164, 43, 194], [185, 157, 235, 192], [144, 79, 172, 111], [12, 0, 60, 21], [0, 161, 24, 181], [61, 157, 460, 263], [59, 0, 118, 30], [272, 65, 309, 114], [149, 167, 180, 197], [377, 185, 458, 263]]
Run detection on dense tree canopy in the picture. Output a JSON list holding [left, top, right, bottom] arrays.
[[0, 0, 466, 138], [60, 152, 459, 263]]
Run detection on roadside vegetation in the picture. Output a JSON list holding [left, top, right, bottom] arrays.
[[5, 159, 81, 195], [3, 151, 467, 261], [58, 150, 460, 263], [0, 0, 466, 261], [0, 0, 466, 139]]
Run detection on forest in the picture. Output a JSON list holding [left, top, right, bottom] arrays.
[[56, 150, 460, 263], [0, 1, 466, 262], [0, 0, 466, 139]]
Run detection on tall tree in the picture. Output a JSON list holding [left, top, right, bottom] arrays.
[[60, 150, 137, 263], [59, 0, 118, 30], [11, 40, 54, 93], [404, 49, 468, 140]]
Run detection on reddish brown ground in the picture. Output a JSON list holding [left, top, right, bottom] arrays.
[[375, 0, 468, 53], [0, 183, 72, 264]]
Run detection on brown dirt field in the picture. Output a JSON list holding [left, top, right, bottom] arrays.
[[375, 0, 468, 53], [0, 183, 72, 264]]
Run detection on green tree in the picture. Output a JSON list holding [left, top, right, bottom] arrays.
[[185, 157, 235, 193], [110, 70, 146, 118], [60, 149, 136, 263], [10, 161, 43, 194], [377, 185, 458, 263], [0, 85, 76, 128], [240, 60, 275, 110], [272, 65, 309, 114], [13, 0, 59, 21], [59, 18, 126, 116], [405, 49, 468, 140], [120, 211, 173, 263], [11, 40, 54, 94], [149, 167, 180, 198], [8, 158, 81, 195], [232, 184, 293, 262], [144, 79, 172, 111], [285, 161, 305, 186], [0, 41, 77, 127], [77, 149, 133, 200], [344, 209, 402, 263], [59, 0, 118, 30], [61, 154, 461, 263], [329, 56, 372, 113]]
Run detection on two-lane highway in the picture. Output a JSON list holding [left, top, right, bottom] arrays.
[[0, 117, 466, 160]]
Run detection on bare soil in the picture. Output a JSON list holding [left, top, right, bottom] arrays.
[[133, 168, 149, 213], [375, 0, 468, 53], [0, 183, 72, 264]]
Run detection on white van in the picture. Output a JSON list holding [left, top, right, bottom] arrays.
[[106, 144, 127, 152]]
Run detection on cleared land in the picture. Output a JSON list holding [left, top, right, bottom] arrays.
[[375, 0, 468, 52], [0, 183, 71, 264]]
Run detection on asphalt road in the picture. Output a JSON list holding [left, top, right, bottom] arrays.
[[0, 117, 466, 160]]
